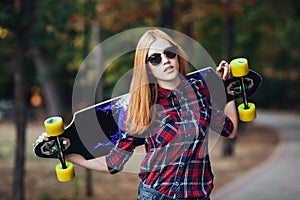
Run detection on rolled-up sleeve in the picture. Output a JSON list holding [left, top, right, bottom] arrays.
[[210, 102, 234, 137], [220, 115, 234, 137], [106, 132, 144, 174], [106, 146, 133, 174]]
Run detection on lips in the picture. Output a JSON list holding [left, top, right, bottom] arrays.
[[164, 66, 174, 73]]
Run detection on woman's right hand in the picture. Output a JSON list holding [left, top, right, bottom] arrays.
[[33, 132, 49, 147]]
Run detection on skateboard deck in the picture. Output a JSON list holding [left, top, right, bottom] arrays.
[[33, 67, 262, 161]]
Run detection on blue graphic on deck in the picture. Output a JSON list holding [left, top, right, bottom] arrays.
[[92, 94, 130, 152]]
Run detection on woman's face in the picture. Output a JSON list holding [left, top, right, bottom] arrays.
[[146, 39, 181, 90]]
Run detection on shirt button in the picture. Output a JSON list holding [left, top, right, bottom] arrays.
[[179, 163, 184, 168], [174, 181, 179, 186]]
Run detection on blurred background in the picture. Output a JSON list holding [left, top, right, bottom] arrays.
[[0, 0, 299, 199]]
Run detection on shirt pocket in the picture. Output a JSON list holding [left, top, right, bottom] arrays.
[[180, 107, 209, 138], [179, 110, 199, 133], [153, 113, 179, 148]]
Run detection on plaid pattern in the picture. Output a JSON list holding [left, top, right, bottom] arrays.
[[106, 77, 234, 199]]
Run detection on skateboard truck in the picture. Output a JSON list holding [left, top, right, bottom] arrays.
[[44, 117, 75, 182], [240, 76, 249, 109], [230, 58, 256, 122], [52, 137, 67, 169]]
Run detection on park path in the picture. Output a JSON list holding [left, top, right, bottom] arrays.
[[212, 110, 300, 200]]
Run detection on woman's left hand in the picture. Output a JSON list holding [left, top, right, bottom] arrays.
[[216, 60, 231, 80]]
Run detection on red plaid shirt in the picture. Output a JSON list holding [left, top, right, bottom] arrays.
[[106, 78, 234, 198]]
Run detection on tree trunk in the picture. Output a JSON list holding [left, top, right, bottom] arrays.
[[83, 18, 93, 197], [224, 2, 235, 61], [221, 0, 236, 157], [159, 0, 176, 28], [31, 49, 64, 118], [13, 33, 27, 200], [13, 0, 33, 199], [82, 18, 104, 197]]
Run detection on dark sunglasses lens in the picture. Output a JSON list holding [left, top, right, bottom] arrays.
[[148, 54, 162, 66], [165, 46, 177, 59], [165, 51, 176, 59]]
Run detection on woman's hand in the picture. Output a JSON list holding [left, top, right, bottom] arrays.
[[33, 132, 49, 146], [216, 60, 231, 80], [33, 131, 108, 172]]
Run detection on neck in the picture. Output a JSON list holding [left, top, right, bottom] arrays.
[[157, 76, 181, 90]]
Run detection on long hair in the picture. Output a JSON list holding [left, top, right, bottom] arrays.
[[125, 29, 188, 135]]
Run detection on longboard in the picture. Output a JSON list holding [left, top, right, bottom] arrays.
[[33, 61, 262, 181]]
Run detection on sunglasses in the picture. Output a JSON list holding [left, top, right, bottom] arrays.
[[146, 45, 178, 66]]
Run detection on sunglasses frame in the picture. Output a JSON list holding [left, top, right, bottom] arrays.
[[146, 45, 178, 66]]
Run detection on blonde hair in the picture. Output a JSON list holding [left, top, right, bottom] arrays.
[[125, 29, 188, 135]]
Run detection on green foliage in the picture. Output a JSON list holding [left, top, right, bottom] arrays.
[[0, 0, 299, 110], [0, 0, 99, 104], [0, 2, 15, 99], [72, 177, 81, 200], [103, 51, 135, 99], [40, 192, 52, 200]]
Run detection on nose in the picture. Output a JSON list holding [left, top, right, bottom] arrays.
[[161, 53, 170, 65]]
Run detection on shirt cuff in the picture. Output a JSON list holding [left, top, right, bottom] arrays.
[[220, 116, 234, 137], [106, 147, 133, 174]]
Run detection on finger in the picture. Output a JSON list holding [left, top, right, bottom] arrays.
[[216, 65, 224, 77], [217, 61, 225, 71], [219, 60, 227, 66], [33, 138, 43, 146], [37, 133, 48, 142], [227, 64, 232, 79], [38, 135, 46, 140], [223, 64, 229, 80], [224, 62, 232, 80]]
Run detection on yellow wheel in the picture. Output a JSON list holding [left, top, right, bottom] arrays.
[[238, 102, 256, 122], [230, 58, 249, 77], [44, 116, 64, 137], [55, 162, 75, 182]]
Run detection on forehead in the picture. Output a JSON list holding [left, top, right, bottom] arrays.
[[148, 39, 172, 55]]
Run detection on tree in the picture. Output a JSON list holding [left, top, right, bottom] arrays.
[[13, 0, 33, 199], [221, 0, 238, 157], [160, 0, 176, 28]]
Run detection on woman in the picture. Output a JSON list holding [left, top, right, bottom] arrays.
[[37, 29, 238, 199]]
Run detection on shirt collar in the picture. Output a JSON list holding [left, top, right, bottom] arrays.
[[158, 78, 188, 99]]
